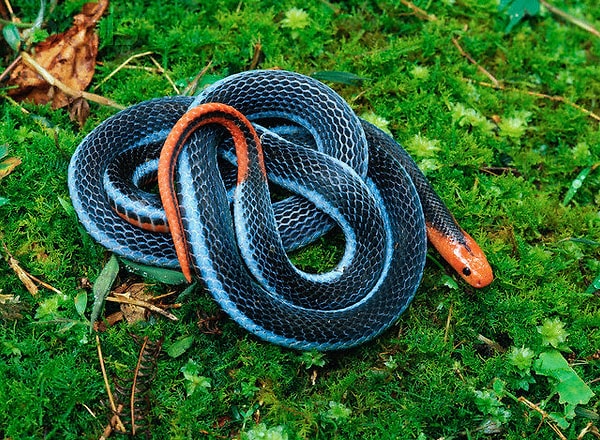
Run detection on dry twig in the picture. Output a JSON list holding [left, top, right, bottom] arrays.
[[19, 51, 124, 109], [477, 334, 507, 353], [452, 36, 500, 88], [540, 0, 600, 38], [92, 51, 154, 91], [476, 81, 600, 122], [518, 396, 567, 440], [2, 242, 61, 296], [182, 60, 213, 96], [106, 295, 179, 321], [96, 335, 127, 435], [400, 0, 437, 21]]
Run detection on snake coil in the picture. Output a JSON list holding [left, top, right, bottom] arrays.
[[69, 70, 492, 350]]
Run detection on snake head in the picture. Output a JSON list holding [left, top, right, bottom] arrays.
[[426, 225, 494, 288]]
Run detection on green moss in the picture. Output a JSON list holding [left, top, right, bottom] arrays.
[[1, 0, 599, 438]]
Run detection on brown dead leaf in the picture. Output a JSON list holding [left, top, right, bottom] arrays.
[[69, 96, 90, 128], [0, 156, 21, 180], [106, 281, 178, 323], [7, 0, 109, 108], [116, 283, 152, 324], [2, 243, 62, 296]]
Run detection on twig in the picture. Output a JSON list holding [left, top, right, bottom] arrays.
[[540, 0, 600, 39], [526, 90, 600, 122], [100, 403, 124, 440], [130, 336, 149, 436], [92, 51, 153, 91], [400, 0, 437, 21], [0, 54, 22, 82], [106, 295, 179, 321], [182, 59, 213, 96], [149, 55, 180, 94], [477, 334, 506, 353], [19, 51, 125, 109], [96, 334, 127, 434], [2, 242, 61, 296], [518, 397, 567, 440], [3, 0, 15, 20], [578, 421, 600, 439], [476, 80, 600, 122], [452, 36, 500, 88], [443, 304, 453, 343], [249, 40, 263, 70]]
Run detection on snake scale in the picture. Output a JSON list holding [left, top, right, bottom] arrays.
[[68, 70, 493, 350]]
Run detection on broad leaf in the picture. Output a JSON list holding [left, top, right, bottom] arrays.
[[499, 0, 541, 33], [90, 254, 119, 332], [534, 350, 594, 406], [120, 258, 187, 285]]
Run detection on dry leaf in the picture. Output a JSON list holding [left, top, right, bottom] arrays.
[[69, 96, 90, 127], [2, 243, 62, 296], [108, 281, 178, 323], [0, 157, 21, 180], [117, 283, 152, 324], [7, 0, 109, 108]]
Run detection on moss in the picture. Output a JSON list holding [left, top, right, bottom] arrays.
[[1, 0, 599, 438]]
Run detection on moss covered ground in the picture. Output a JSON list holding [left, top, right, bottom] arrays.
[[0, 0, 599, 438]]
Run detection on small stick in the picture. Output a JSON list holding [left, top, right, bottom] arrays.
[[525, 90, 600, 122], [577, 421, 600, 440], [518, 396, 567, 440], [2, 242, 61, 295], [130, 336, 148, 435], [443, 304, 453, 343], [96, 335, 127, 433], [477, 334, 506, 353], [148, 55, 180, 94], [182, 60, 213, 96], [452, 36, 500, 88], [0, 54, 22, 82], [540, 0, 600, 38], [400, 0, 437, 21], [20, 51, 125, 109], [106, 295, 179, 321], [92, 51, 153, 91], [475, 80, 600, 122]]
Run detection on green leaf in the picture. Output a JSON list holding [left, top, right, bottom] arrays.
[[90, 255, 119, 332], [0, 197, 8, 207], [499, 0, 541, 33], [181, 359, 211, 396], [166, 335, 194, 358], [299, 350, 327, 368], [533, 350, 595, 407], [2, 23, 21, 51], [562, 166, 592, 206], [120, 257, 187, 285], [35, 294, 64, 320], [586, 271, 600, 294], [537, 318, 569, 349], [311, 71, 367, 86], [74, 290, 88, 318], [57, 196, 77, 220]]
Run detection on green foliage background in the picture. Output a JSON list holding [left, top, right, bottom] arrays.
[[0, 0, 599, 438]]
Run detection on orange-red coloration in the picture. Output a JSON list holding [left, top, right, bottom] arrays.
[[426, 224, 494, 288], [157, 103, 265, 282], [115, 210, 170, 233]]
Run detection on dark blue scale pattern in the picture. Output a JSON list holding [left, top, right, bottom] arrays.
[[68, 70, 462, 350]]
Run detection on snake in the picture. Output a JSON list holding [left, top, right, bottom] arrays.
[[68, 70, 493, 350]]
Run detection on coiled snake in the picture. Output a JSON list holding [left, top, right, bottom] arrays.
[[68, 70, 493, 350]]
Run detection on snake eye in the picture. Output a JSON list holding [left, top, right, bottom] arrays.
[[462, 267, 472, 276]]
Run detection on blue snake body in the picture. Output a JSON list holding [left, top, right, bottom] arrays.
[[68, 70, 463, 350]]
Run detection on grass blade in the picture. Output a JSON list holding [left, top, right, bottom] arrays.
[[90, 254, 119, 332]]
